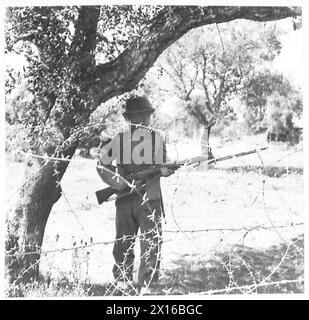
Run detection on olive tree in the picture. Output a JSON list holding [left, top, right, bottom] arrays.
[[159, 20, 284, 155]]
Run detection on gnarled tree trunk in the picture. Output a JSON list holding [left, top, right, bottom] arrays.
[[6, 145, 77, 284]]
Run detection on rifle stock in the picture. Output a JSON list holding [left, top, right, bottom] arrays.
[[95, 164, 180, 205], [95, 187, 117, 205]]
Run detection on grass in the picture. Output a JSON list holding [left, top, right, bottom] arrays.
[[5, 135, 304, 296]]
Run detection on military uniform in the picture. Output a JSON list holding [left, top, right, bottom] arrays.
[[97, 96, 167, 288]]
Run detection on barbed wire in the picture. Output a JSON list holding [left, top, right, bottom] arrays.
[[5, 121, 304, 296], [194, 278, 304, 295], [4, 222, 303, 259]]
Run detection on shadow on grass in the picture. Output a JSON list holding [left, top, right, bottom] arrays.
[[149, 235, 304, 295], [87, 234, 303, 296]]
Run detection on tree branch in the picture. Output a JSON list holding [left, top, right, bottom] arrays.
[[87, 6, 300, 105], [70, 6, 101, 65], [201, 53, 214, 115], [214, 73, 226, 111], [186, 59, 200, 99]]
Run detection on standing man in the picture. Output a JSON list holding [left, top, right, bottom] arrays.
[[96, 96, 173, 294]]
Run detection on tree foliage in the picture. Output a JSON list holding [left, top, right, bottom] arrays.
[[5, 6, 301, 151], [242, 70, 302, 137], [159, 20, 284, 129], [6, 6, 164, 150]]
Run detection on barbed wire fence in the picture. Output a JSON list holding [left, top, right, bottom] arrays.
[[4, 121, 304, 296]]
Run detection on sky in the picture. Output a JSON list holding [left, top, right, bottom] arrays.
[[272, 18, 303, 88]]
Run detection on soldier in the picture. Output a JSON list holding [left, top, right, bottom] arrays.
[[97, 96, 173, 295]]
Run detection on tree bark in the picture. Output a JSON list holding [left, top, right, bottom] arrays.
[[6, 145, 77, 284], [200, 124, 214, 160]]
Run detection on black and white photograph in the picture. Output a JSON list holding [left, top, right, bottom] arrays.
[[2, 1, 306, 301]]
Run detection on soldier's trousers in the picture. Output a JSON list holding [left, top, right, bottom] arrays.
[[112, 194, 162, 287]]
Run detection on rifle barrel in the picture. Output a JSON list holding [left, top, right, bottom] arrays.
[[207, 147, 268, 165], [97, 146, 268, 204]]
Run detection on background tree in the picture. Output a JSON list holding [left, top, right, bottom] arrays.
[[159, 20, 284, 155], [241, 70, 302, 141], [4, 5, 301, 283]]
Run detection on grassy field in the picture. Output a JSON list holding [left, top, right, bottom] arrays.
[[5, 135, 304, 296]]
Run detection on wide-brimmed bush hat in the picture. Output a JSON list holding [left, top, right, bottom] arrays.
[[123, 96, 155, 116]]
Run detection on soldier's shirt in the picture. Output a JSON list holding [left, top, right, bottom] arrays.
[[117, 128, 166, 201], [98, 127, 167, 201]]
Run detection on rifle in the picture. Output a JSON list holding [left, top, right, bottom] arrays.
[[95, 146, 268, 205]]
